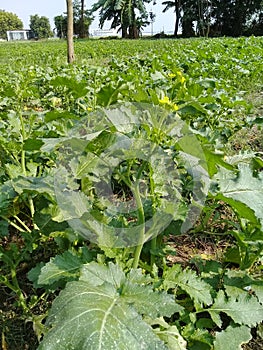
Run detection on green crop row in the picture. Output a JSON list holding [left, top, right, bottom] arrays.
[[0, 37, 263, 350]]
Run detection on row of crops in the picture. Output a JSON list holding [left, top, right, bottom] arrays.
[[0, 36, 263, 349]]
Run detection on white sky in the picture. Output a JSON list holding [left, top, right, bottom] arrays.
[[0, 0, 176, 35]]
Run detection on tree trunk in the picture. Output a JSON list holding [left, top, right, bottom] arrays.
[[121, 25, 128, 38], [66, 0, 75, 63], [174, 1, 180, 37], [80, 0, 85, 38]]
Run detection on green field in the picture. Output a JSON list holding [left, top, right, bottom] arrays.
[[0, 37, 263, 350]]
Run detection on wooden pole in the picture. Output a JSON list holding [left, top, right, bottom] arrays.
[[66, 0, 75, 63]]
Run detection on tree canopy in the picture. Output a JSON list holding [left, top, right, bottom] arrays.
[[30, 15, 53, 39], [54, 0, 93, 38], [0, 10, 23, 39], [91, 0, 150, 38], [162, 0, 263, 37]]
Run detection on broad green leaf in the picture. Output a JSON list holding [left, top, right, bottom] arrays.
[[148, 318, 187, 350], [163, 265, 213, 307], [121, 281, 183, 318], [28, 262, 45, 288], [0, 219, 9, 237], [81, 262, 183, 318], [202, 146, 234, 177], [50, 76, 87, 98], [12, 175, 55, 198], [223, 269, 263, 304], [45, 110, 79, 123], [38, 251, 83, 285], [38, 281, 168, 350], [208, 290, 263, 327], [80, 261, 125, 288], [0, 181, 17, 216], [33, 212, 68, 235], [213, 164, 263, 228], [214, 325, 252, 350]]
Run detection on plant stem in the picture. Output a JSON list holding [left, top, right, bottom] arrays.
[[19, 113, 27, 175], [19, 111, 37, 228], [13, 215, 31, 233], [149, 165, 157, 267], [1, 215, 27, 233], [132, 183, 145, 269], [10, 267, 29, 313]]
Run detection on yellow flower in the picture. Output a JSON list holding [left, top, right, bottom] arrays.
[[159, 96, 179, 111], [180, 76, 186, 84], [168, 73, 176, 78], [173, 103, 179, 111], [87, 107, 93, 111], [176, 71, 186, 84], [159, 96, 170, 104]]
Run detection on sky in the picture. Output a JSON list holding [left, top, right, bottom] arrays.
[[0, 0, 176, 35]]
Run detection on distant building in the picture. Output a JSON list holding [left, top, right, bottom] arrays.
[[6, 30, 35, 41], [90, 28, 120, 38]]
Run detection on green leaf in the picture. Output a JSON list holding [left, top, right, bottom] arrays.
[[50, 76, 87, 98], [223, 269, 263, 304], [45, 110, 79, 123], [149, 318, 187, 350], [81, 263, 183, 318], [214, 325, 252, 350], [23, 138, 44, 151], [28, 262, 45, 288], [163, 265, 213, 308], [38, 251, 83, 285], [33, 212, 68, 235], [80, 261, 125, 288], [208, 290, 263, 327], [38, 281, 168, 350], [202, 146, 234, 177], [0, 220, 9, 237], [12, 175, 55, 198], [0, 181, 17, 216], [213, 164, 263, 228]]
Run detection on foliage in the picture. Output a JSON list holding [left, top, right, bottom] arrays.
[[30, 14, 53, 39], [0, 9, 23, 39], [54, 0, 93, 38], [0, 37, 262, 349], [161, 0, 263, 37], [91, 0, 150, 38]]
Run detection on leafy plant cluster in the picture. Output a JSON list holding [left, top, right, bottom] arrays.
[[0, 37, 263, 349]]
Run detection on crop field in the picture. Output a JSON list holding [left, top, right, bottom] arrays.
[[0, 37, 263, 350]]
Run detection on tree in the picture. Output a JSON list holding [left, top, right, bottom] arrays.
[[91, 0, 150, 38], [30, 15, 53, 38], [54, 15, 67, 38], [162, 0, 182, 37], [0, 10, 23, 40], [54, 0, 93, 38], [212, 0, 262, 36], [161, 0, 196, 37], [73, 0, 93, 37], [80, 0, 85, 38], [66, 0, 75, 63]]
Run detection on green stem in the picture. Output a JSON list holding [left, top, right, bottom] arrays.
[[1, 271, 29, 314], [132, 183, 145, 269], [19, 111, 37, 228], [19, 113, 27, 175], [10, 267, 29, 313], [1, 215, 27, 233], [149, 166, 157, 267], [13, 215, 31, 233]]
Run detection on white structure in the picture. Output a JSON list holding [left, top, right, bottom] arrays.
[[90, 28, 120, 38], [6, 30, 33, 41]]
